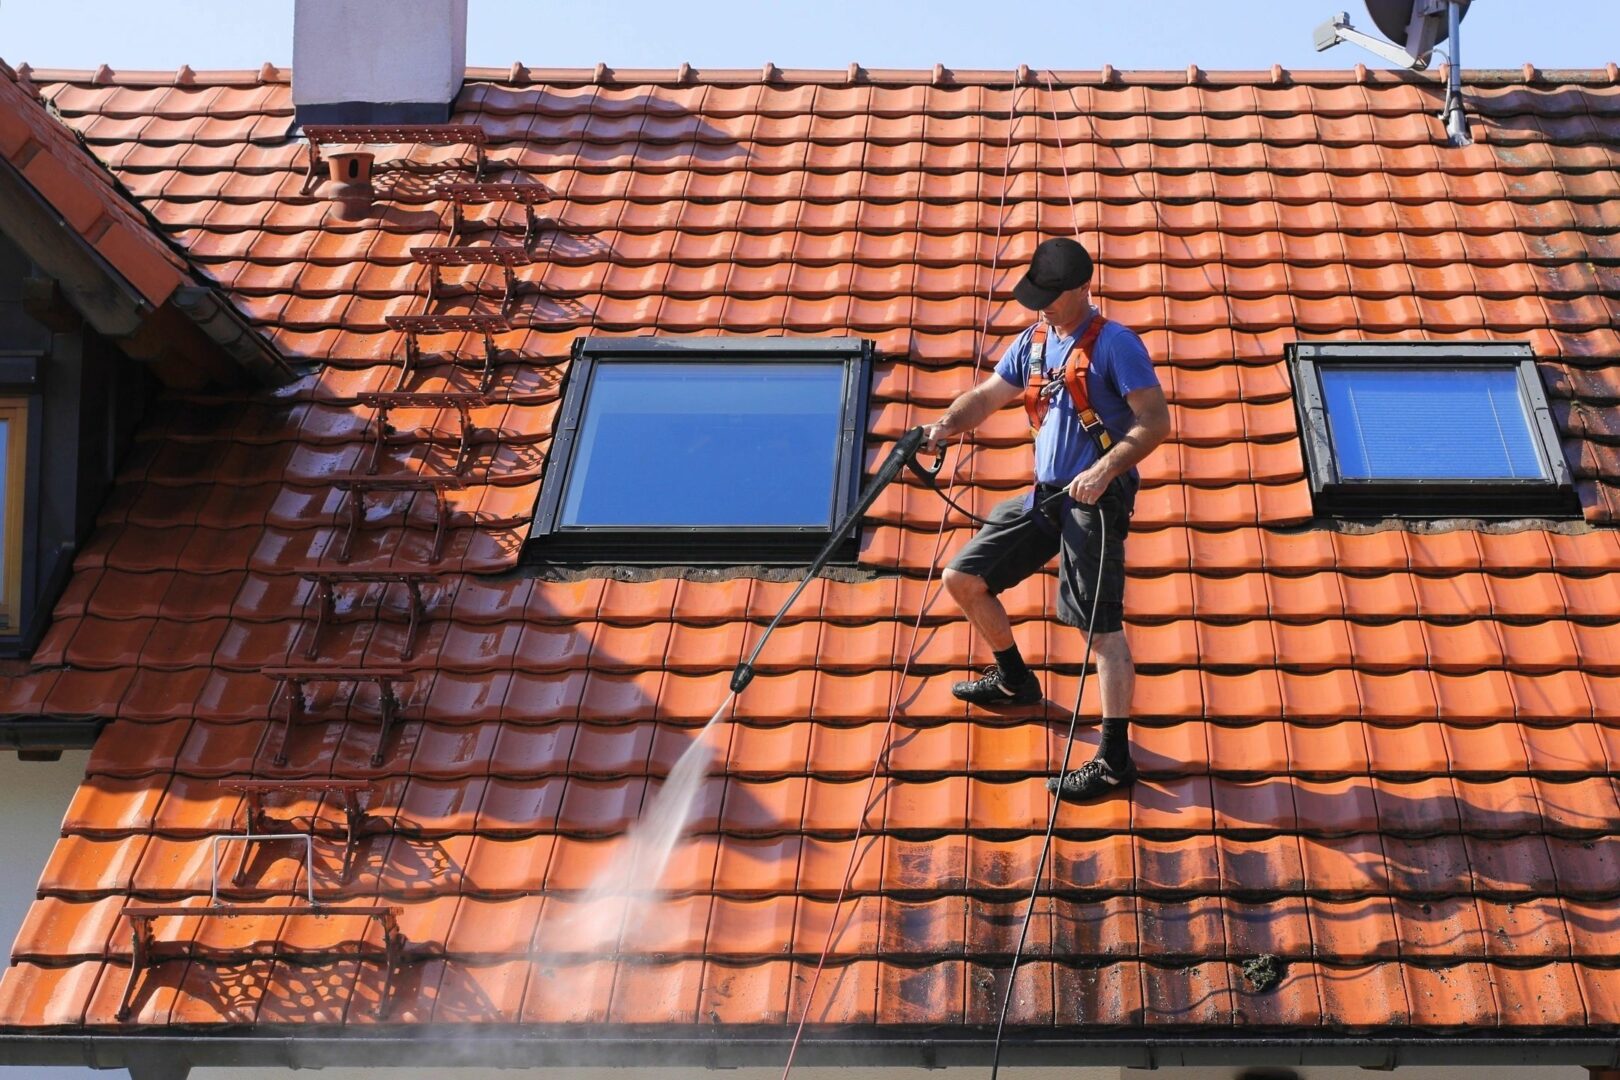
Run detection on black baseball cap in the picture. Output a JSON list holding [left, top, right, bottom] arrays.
[[1013, 237, 1094, 310]]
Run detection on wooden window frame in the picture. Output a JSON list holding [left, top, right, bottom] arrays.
[[0, 397, 26, 632]]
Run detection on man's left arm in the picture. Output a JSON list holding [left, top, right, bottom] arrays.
[[1066, 384, 1171, 505]]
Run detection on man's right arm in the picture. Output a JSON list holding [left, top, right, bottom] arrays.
[[923, 373, 1023, 450]]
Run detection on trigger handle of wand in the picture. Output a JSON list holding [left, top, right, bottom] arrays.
[[907, 440, 946, 485]]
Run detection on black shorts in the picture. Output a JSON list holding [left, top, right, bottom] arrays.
[[946, 480, 1132, 632]]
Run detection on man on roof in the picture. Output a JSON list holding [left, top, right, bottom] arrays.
[[924, 237, 1170, 802]]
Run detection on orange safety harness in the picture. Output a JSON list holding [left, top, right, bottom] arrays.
[[1021, 314, 1114, 451]]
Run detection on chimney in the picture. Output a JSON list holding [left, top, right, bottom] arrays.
[[292, 0, 467, 125]]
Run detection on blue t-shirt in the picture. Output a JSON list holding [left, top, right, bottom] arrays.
[[993, 315, 1160, 485]]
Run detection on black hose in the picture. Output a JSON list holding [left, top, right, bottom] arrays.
[[987, 504, 1107, 1080], [927, 477, 1068, 529], [730, 429, 1085, 694], [729, 425, 1113, 1076]]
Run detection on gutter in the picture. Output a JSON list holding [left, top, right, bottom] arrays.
[[0, 716, 104, 754], [169, 285, 295, 386], [0, 1027, 1616, 1075]]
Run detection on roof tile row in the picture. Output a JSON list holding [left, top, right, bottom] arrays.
[[5, 67, 1620, 1037]]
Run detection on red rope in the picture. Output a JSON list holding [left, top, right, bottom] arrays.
[[1044, 71, 1088, 241], [776, 77, 1028, 1079], [984, 71, 1101, 1080]]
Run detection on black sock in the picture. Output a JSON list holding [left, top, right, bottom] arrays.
[[1098, 717, 1130, 769], [992, 644, 1031, 685]]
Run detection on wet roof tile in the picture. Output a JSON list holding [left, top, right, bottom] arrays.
[[3, 62, 1619, 1045]]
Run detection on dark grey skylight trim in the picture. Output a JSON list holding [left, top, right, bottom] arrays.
[[1288, 341, 1576, 518], [527, 335, 873, 565]]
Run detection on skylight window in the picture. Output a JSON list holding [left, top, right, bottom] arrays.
[[1289, 343, 1574, 517], [530, 337, 872, 563]]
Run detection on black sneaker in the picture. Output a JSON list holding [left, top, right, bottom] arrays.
[[950, 665, 1042, 706], [1046, 755, 1138, 802]]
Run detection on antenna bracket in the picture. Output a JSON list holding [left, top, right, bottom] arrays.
[[1313, 12, 1430, 69]]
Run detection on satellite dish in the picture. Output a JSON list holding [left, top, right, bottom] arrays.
[[1366, 0, 1471, 61], [1312, 0, 1474, 146]]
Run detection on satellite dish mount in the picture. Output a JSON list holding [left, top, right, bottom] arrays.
[[1314, 0, 1473, 146]]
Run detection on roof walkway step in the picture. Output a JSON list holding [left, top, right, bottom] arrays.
[[410, 245, 534, 266], [303, 124, 487, 193]]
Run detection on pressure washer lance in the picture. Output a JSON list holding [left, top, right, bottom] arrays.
[[729, 425, 1074, 694], [731, 425, 942, 693]]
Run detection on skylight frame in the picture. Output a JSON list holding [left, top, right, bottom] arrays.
[[528, 336, 873, 565], [1288, 342, 1576, 518]]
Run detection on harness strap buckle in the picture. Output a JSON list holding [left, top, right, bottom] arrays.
[[1021, 314, 1111, 442]]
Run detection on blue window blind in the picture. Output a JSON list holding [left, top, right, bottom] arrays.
[[559, 362, 847, 527], [1320, 366, 1547, 481]]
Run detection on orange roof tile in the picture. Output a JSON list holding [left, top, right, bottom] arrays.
[[0, 62, 188, 309], [2, 61, 1620, 1063]]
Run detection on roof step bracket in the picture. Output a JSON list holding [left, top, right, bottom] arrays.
[[410, 245, 534, 315], [263, 665, 415, 767], [221, 778, 377, 885], [385, 313, 507, 394], [300, 570, 443, 661], [329, 473, 466, 565], [117, 903, 405, 1022], [442, 181, 553, 248], [356, 391, 491, 477], [302, 124, 487, 195]]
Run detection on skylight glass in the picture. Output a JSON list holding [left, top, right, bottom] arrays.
[[1319, 366, 1546, 481], [1288, 342, 1575, 519], [558, 362, 848, 528]]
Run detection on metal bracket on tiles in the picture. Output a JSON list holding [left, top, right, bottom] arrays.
[[210, 831, 317, 904], [301, 124, 488, 195], [355, 392, 490, 477], [385, 312, 509, 394], [441, 183, 553, 250], [411, 245, 535, 314], [221, 778, 375, 885], [300, 570, 442, 661], [328, 473, 466, 565], [263, 666, 413, 767], [115, 904, 405, 1022]]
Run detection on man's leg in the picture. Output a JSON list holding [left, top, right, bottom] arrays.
[[941, 496, 1055, 706], [1049, 492, 1138, 800], [942, 567, 1014, 651], [1089, 628, 1134, 718], [942, 567, 1041, 704], [1088, 628, 1134, 771], [1048, 622, 1138, 800]]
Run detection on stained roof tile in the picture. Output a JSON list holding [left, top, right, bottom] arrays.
[[4, 62, 1619, 1047]]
